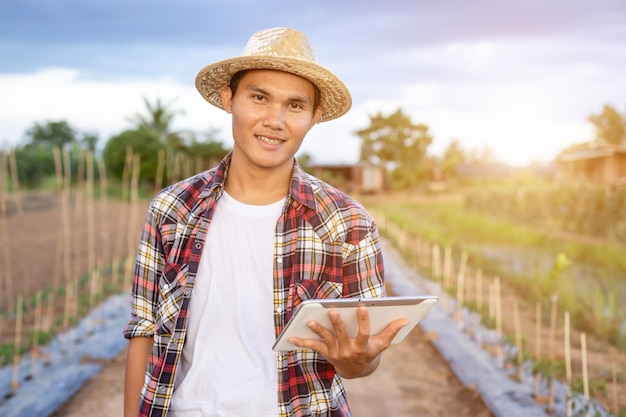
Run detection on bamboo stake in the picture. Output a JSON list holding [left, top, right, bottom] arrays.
[[0, 150, 14, 312], [43, 292, 53, 365], [111, 146, 134, 286], [432, 244, 442, 283], [31, 291, 42, 378], [62, 148, 72, 285], [97, 156, 110, 293], [0, 211, 13, 312], [564, 311, 572, 417], [11, 295, 23, 393], [123, 153, 141, 291], [548, 295, 559, 415], [155, 148, 165, 191], [534, 301, 542, 398], [475, 268, 483, 346], [455, 252, 468, 330], [580, 333, 589, 417], [443, 246, 452, 290], [513, 299, 524, 382], [8, 149, 23, 217], [612, 362, 618, 417], [494, 277, 503, 368]]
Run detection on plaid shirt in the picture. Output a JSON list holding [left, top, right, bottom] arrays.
[[124, 153, 385, 417]]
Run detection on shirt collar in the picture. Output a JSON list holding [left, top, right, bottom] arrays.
[[200, 152, 318, 211]]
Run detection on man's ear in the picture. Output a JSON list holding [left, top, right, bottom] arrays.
[[311, 107, 323, 126], [221, 87, 233, 114]]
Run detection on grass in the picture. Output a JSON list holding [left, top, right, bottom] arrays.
[[362, 192, 626, 350]]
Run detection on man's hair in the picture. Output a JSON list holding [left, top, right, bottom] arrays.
[[229, 70, 321, 113]]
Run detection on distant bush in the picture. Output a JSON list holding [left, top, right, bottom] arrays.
[[464, 183, 626, 243]]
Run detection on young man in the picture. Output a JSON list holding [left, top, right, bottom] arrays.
[[123, 27, 407, 417]]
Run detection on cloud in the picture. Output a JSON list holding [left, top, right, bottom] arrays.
[[0, 68, 232, 147]]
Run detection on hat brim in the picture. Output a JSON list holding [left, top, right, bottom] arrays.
[[195, 55, 352, 122]]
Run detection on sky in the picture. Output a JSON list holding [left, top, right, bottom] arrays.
[[1, 0, 625, 166]]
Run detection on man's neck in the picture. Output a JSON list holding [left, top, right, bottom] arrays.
[[224, 158, 293, 205]]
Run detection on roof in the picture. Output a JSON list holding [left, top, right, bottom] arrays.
[[557, 145, 626, 162]]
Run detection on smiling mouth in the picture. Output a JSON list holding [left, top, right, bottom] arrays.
[[257, 135, 284, 145]]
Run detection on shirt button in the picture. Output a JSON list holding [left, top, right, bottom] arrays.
[[195, 242, 202, 250], [162, 283, 170, 291], [276, 258, 283, 264], [158, 385, 167, 393], [276, 307, 282, 313]]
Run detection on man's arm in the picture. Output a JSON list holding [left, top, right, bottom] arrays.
[[124, 337, 154, 417]]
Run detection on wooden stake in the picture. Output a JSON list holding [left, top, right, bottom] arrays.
[[455, 253, 468, 330], [11, 295, 23, 393], [432, 244, 441, 282], [612, 362, 618, 417], [0, 150, 14, 312], [534, 301, 542, 398], [564, 311, 572, 417], [513, 299, 524, 382], [548, 295, 559, 415], [494, 277, 503, 368], [8, 149, 23, 217], [31, 291, 42, 378], [580, 332, 589, 417], [155, 148, 165, 191], [443, 246, 452, 290]]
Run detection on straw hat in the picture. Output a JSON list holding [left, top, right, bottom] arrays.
[[195, 27, 352, 122]]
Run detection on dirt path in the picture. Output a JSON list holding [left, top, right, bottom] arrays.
[[52, 326, 493, 417]]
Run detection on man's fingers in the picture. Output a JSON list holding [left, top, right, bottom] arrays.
[[377, 317, 409, 345], [328, 310, 350, 342], [354, 305, 371, 346]]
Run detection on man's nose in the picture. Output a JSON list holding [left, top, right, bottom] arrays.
[[263, 104, 286, 129]]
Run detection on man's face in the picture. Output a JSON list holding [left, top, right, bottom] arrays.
[[221, 69, 322, 173]]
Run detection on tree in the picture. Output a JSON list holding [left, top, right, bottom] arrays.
[[356, 108, 433, 189], [441, 140, 467, 179], [128, 97, 185, 149], [24, 120, 77, 149], [103, 128, 162, 182], [588, 104, 626, 146]]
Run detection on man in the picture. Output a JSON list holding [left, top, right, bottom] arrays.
[[124, 27, 407, 417]]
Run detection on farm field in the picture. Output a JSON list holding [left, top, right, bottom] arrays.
[[2, 192, 495, 417], [363, 192, 626, 415], [1, 190, 624, 416]]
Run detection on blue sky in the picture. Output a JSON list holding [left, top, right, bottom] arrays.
[[1, 0, 625, 165]]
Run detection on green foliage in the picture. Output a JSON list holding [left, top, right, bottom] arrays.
[[12, 145, 58, 188], [24, 120, 77, 149], [464, 183, 626, 244], [356, 108, 433, 189], [365, 194, 626, 350], [10, 120, 97, 189], [587, 104, 626, 146], [102, 128, 162, 182]]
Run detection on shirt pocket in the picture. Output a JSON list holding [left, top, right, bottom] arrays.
[[155, 263, 187, 336], [293, 279, 343, 306]]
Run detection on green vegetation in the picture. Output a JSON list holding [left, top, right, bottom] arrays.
[[363, 193, 626, 350]]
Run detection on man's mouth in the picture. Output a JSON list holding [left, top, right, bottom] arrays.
[[257, 135, 283, 145]]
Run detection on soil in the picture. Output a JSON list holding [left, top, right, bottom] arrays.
[[51, 327, 494, 417], [2, 191, 624, 415]]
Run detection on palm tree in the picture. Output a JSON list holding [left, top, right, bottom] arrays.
[[127, 97, 185, 149]]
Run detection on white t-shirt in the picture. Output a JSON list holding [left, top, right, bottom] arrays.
[[169, 192, 284, 417]]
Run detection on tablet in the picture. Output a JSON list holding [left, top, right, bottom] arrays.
[[272, 295, 438, 351]]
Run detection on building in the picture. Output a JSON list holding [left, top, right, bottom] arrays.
[[556, 145, 626, 184], [311, 163, 385, 194]]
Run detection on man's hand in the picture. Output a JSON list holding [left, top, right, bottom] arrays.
[[287, 305, 408, 379]]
